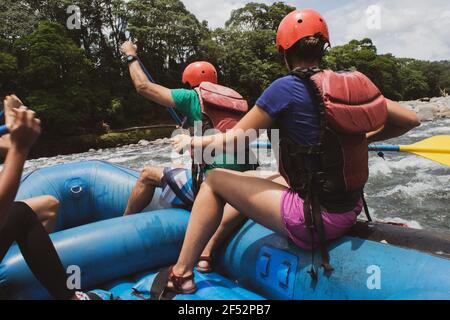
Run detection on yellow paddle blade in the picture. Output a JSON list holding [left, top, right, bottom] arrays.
[[400, 135, 450, 167]]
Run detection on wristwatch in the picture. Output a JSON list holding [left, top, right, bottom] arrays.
[[126, 55, 138, 64]]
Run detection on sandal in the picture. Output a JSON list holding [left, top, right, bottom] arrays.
[[196, 256, 214, 274], [167, 266, 197, 294]]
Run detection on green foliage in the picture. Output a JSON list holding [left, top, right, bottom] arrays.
[[0, 51, 18, 95], [226, 2, 295, 31], [0, 0, 38, 42], [324, 39, 449, 100], [14, 21, 99, 135], [0, 0, 449, 144], [198, 2, 294, 104], [126, 0, 210, 87]]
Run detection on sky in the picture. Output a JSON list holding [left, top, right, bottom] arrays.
[[182, 0, 450, 61]]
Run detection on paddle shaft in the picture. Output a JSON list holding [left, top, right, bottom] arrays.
[[253, 142, 450, 155], [369, 145, 450, 154], [0, 124, 8, 136]]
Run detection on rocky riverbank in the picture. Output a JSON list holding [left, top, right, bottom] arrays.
[[401, 96, 450, 121], [30, 125, 176, 159]]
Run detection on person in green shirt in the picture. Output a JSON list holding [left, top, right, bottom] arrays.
[[120, 42, 254, 249]]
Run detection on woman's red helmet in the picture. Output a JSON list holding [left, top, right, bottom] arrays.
[[276, 9, 330, 52], [182, 61, 218, 88]]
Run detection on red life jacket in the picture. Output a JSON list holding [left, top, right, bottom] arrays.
[[279, 69, 387, 211], [191, 82, 250, 196], [195, 82, 249, 132], [279, 68, 387, 274]]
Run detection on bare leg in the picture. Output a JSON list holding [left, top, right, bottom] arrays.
[[124, 167, 164, 216], [196, 204, 246, 271], [170, 169, 289, 290], [22, 196, 60, 233], [198, 171, 284, 270]]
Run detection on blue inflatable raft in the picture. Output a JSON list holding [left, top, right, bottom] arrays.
[[1, 161, 449, 300]]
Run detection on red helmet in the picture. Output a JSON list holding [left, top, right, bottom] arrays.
[[182, 61, 218, 88], [276, 9, 330, 52]]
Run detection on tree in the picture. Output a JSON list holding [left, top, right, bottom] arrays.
[[197, 2, 294, 105], [126, 0, 210, 86], [14, 21, 99, 135], [0, 51, 18, 95], [398, 59, 430, 100], [0, 0, 38, 43], [226, 2, 294, 31], [324, 39, 402, 100]]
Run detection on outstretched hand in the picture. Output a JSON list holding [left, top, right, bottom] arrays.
[[4, 95, 23, 128], [171, 134, 192, 154], [3, 95, 41, 153]]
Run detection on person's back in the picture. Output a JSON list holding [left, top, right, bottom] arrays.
[[257, 74, 321, 146]]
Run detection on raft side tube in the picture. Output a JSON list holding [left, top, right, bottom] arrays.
[[217, 221, 450, 300], [16, 161, 165, 232], [0, 209, 189, 300]]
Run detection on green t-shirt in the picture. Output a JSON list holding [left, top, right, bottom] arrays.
[[171, 89, 254, 173]]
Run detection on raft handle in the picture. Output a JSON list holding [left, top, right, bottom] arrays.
[[71, 185, 83, 194]]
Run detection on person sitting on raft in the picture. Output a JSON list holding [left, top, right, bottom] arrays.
[[0, 95, 101, 300], [120, 42, 256, 256], [0, 122, 59, 234], [161, 9, 421, 294]]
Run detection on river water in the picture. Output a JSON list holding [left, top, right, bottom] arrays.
[[23, 119, 450, 233]]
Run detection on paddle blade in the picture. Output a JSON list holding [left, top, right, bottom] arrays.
[[402, 135, 450, 166]]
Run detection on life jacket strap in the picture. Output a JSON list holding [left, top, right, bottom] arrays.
[[303, 188, 318, 281], [361, 191, 373, 222], [290, 68, 335, 278]]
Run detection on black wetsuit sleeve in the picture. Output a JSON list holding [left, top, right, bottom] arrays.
[[0, 202, 73, 300]]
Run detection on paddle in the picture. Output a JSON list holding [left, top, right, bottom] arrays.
[[0, 125, 8, 136], [369, 135, 450, 167], [250, 135, 450, 167], [0, 109, 8, 136], [136, 57, 183, 127]]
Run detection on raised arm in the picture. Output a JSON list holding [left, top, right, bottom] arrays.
[[121, 41, 175, 108], [367, 99, 421, 143], [0, 96, 41, 227]]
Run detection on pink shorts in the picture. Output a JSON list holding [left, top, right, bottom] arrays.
[[280, 189, 362, 250]]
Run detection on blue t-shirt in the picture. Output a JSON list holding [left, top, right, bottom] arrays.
[[256, 75, 320, 145]]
